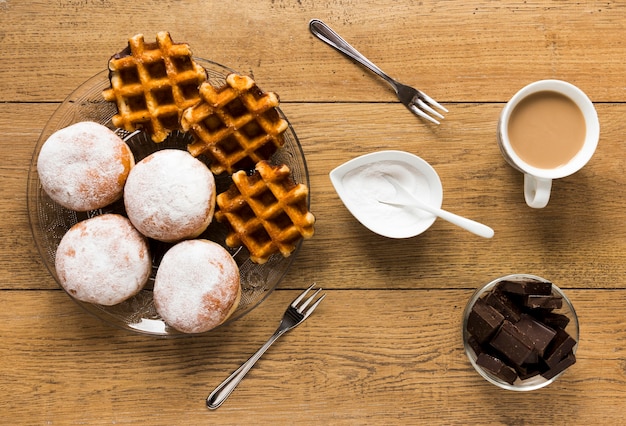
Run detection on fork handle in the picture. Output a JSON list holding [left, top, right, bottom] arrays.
[[206, 329, 286, 409], [309, 19, 397, 88]]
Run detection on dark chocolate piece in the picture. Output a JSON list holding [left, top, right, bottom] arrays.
[[544, 328, 577, 368], [498, 280, 553, 296], [476, 353, 518, 385], [524, 349, 539, 364], [515, 362, 542, 380], [485, 290, 522, 322], [523, 294, 563, 310], [489, 320, 534, 366], [467, 335, 484, 357], [467, 298, 505, 343], [541, 312, 571, 329], [515, 314, 557, 356], [541, 352, 576, 380]]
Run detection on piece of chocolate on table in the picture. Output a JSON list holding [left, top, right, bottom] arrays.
[[497, 279, 553, 296], [467, 298, 505, 343], [476, 353, 518, 385], [489, 320, 534, 366]]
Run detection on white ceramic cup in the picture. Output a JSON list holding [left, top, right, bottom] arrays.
[[497, 80, 600, 208]]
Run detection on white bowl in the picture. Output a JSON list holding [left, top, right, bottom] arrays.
[[329, 150, 443, 238]]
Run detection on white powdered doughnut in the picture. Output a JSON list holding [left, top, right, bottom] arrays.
[[124, 149, 216, 242], [55, 214, 151, 306], [37, 121, 134, 212], [154, 239, 241, 333]]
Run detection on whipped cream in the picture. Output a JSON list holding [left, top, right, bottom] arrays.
[[340, 160, 434, 237]]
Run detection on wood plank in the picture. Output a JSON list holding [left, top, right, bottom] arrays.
[[0, 289, 624, 424], [3, 103, 624, 291], [1, 1, 626, 101]]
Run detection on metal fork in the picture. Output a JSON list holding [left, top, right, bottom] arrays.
[[309, 19, 447, 124], [206, 283, 326, 409]]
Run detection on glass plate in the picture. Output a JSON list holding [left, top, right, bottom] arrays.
[[27, 58, 310, 336]]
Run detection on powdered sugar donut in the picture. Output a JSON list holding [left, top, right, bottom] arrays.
[[55, 214, 152, 306], [37, 121, 134, 212], [154, 239, 241, 333], [124, 149, 216, 242]]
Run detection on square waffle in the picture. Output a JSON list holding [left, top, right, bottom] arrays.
[[181, 73, 288, 175], [102, 32, 207, 142], [215, 161, 315, 264]]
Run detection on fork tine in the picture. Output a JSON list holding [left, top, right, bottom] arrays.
[[419, 90, 449, 113], [301, 293, 326, 320], [416, 98, 445, 120], [408, 103, 441, 125], [296, 287, 323, 313], [291, 283, 316, 308]]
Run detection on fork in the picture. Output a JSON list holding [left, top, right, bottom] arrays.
[[206, 283, 326, 409], [309, 19, 447, 124]]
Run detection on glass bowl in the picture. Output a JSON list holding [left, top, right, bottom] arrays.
[[462, 274, 579, 391], [27, 58, 310, 337]]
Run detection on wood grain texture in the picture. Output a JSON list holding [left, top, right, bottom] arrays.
[[0, 289, 625, 424], [1, 0, 625, 424], [5, 103, 624, 291], [1, 1, 626, 102]]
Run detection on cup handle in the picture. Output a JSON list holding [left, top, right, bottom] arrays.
[[524, 175, 552, 208]]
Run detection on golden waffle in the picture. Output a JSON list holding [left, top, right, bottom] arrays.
[[215, 161, 315, 264], [102, 32, 207, 142], [181, 73, 288, 175]]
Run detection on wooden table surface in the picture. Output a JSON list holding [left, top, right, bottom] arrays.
[[2, 1, 625, 424]]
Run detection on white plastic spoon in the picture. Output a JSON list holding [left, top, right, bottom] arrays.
[[378, 175, 494, 239]]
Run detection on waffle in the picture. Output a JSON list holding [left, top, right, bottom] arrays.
[[181, 73, 288, 175], [215, 161, 315, 264], [102, 32, 207, 142]]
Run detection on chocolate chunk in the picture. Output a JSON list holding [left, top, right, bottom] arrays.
[[476, 353, 518, 385], [485, 290, 522, 322], [523, 294, 563, 310], [467, 298, 505, 343], [515, 362, 542, 380], [524, 349, 539, 364], [541, 312, 571, 329], [541, 352, 576, 380], [544, 328, 577, 368], [515, 314, 557, 356], [498, 280, 553, 296], [489, 320, 534, 366], [467, 335, 484, 356]]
